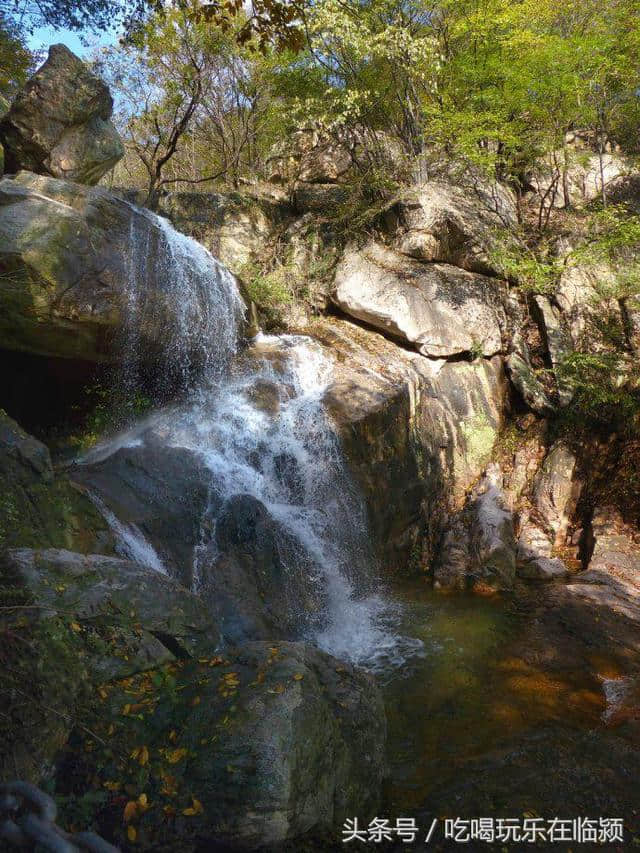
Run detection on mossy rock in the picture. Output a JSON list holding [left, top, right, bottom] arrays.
[[0, 410, 110, 553]]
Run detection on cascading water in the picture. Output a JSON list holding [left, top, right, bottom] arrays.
[[83, 209, 422, 672]]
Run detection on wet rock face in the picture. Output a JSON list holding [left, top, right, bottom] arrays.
[[205, 494, 327, 643], [0, 171, 240, 369], [435, 470, 517, 592], [0, 44, 123, 184], [333, 242, 509, 358], [72, 442, 216, 586]]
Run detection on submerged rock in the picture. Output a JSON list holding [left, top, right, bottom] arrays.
[[0, 44, 123, 184], [333, 242, 508, 358]]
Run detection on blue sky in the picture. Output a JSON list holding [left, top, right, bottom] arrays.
[[27, 25, 115, 58]]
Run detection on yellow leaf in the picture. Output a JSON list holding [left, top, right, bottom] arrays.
[[103, 780, 120, 792], [292, 673, 304, 681], [182, 797, 204, 816], [168, 730, 177, 743], [98, 687, 108, 700], [139, 746, 149, 766], [137, 793, 149, 811], [70, 622, 82, 633], [122, 704, 131, 716], [269, 683, 285, 694], [123, 801, 138, 822], [107, 724, 115, 736], [166, 748, 187, 764], [127, 825, 137, 842], [192, 696, 201, 706]]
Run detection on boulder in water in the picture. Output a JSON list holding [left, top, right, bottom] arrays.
[[0, 44, 123, 184], [206, 494, 327, 642]]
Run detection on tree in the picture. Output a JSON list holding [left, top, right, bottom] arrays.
[[98, 6, 283, 203]]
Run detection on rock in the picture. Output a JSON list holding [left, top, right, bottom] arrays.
[[531, 151, 629, 208], [390, 179, 517, 275], [532, 295, 574, 404], [532, 441, 582, 547], [506, 348, 555, 415], [72, 440, 216, 586], [53, 642, 386, 851], [435, 473, 517, 591], [517, 555, 569, 581], [205, 494, 326, 642], [166, 642, 385, 850], [556, 260, 623, 350], [566, 507, 640, 624], [333, 242, 508, 358], [293, 182, 349, 213], [159, 188, 288, 274], [317, 318, 507, 574], [0, 410, 110, 553], [0, 44, 123, 184], [533, 295, 572, 367], [0, 171, 237, 366], [3, 547, 221, 679]]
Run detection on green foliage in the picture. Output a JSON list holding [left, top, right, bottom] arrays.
[[240, 260, 294, 308], [572, 204, 640, 296], [489, 235, 560, 293], [0, 17, 32, 100], [556, 350, 640, 436]]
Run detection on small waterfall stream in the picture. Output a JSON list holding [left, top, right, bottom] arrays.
[[83, 208, 422, 672]]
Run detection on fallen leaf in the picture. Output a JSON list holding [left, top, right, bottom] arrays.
[[70, 622, 82, 633], [292, 673, 304, 681], [166, 748, 187, 764], [127, 825, 137, 842], [182, 796, 204, 816], [123, 801, 138, 822]]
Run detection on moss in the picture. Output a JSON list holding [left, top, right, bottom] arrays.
[[459, 412, 497, 472]]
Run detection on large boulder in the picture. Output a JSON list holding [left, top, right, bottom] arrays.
[[0, 545, 219, 782], [51, 641, 385, 851], [0, 44, 123, 184], [389, 179, 517, 275], [3, 547, 221, 680], [0, 171, 241, 366], [332, 242, 509, 358], [530, 150, 629, 209], [315, 318, 508, 574]]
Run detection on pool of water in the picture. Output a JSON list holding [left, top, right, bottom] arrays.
[[378, 579, 634, 832]]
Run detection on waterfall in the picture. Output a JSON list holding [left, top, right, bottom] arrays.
[[83, 210, 422, 672]]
